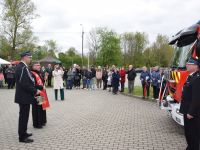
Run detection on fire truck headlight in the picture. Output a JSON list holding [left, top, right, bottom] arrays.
[[176, 108, 183, 116]]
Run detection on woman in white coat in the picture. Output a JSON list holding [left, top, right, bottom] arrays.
[[52, 65, 64, 100]]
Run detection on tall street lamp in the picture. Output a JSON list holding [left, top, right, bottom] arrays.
[[80, 24, 84, 67]]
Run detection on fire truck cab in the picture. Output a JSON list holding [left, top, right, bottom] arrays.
[[160, 21, 200, 126]]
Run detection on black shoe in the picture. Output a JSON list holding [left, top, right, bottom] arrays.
[[25, 133, 32, 138], [19, 138, 34, 143], [34, 125, 43, 129]]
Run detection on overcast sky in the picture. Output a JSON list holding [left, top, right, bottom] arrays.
[[32, 0, 200, 53]]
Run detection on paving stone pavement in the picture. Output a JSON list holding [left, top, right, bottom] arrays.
[[0, 88, 186, 150]]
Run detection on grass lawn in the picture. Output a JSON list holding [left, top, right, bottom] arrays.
[[124, 86, 154, 99]]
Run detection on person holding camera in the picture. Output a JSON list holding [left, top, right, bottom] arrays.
[[53, 65, 64, 100]]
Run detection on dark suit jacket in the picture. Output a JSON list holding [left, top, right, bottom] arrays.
[[180, 71, 200, 116], [15, 62, 37, 104]]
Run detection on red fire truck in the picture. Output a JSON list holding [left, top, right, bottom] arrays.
[[160, 21, 200, 126]]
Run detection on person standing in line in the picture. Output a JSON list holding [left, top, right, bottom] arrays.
[[102, 67, 108, 90], [74, 65, 81, 89], [81, 66, 88, 89], [86, 69, 93, 90], [91, 66, 96, 90], [5, 64, 15, 89], [41, 66, 47, 84], [63, 67, 68, 88], [119, 67, 126, 92], [126, 65, 136, 94], [46, 64, 53, 87], [15, 51, 39, 143], [140, 66, 151, 99], [96, 66, 102, 89], [180, 58, 200, 150], [151, 66, 161, 99], [112, 67, 120, 94], [67, 68, 74, 90], [107, 69, 113, 92], [52, 65, 64, 100]]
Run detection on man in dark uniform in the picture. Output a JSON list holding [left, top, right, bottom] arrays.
[[15, 51, 39, 143], [180, 57, 200, 150]]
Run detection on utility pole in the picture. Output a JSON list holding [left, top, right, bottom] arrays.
[[80, 24, 84, 67]]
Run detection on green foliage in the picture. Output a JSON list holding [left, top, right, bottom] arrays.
[[1, 0, 37, 59], [142, 35, 174, 67], [96, 28, 122, 66], [58, 47, 87, 68], [121, 32, 148, 67]]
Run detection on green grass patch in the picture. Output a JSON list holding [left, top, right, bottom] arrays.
[[124, 86, 154, 99]]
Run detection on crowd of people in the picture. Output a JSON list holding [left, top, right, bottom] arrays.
[[0, 61, 167, 100]]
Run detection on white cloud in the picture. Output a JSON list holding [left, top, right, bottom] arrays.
[[31, 0, 200, 53]]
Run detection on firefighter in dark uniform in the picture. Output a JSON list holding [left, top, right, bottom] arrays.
[[180, 57, 200, 150], [15, 51, 40, 143]]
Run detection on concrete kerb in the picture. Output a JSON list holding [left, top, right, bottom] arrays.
[[120, 92, 157, 102]]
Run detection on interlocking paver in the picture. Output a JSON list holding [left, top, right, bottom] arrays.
[[0, 88, 186, 149]]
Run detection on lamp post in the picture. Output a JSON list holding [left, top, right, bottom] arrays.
[[80, 24, 84, 67]]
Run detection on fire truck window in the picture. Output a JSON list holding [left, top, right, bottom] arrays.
[[171, 43, 192, 68]]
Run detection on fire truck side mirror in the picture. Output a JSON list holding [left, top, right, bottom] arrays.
[[196, 39, 200, 58]]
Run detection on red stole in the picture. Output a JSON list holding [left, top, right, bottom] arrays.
[[32, 71, 50, 110]]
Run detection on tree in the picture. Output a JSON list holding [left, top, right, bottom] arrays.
[[87, 27, 101, 65], [44, 40, 60, 57], [1, 0, 37, 59], [58, 47, 85, 68], [96, 28, 122, 66], [0, 35, 12, 59], [32, 45, 48, 60], [121, 32, 148, 67], [143, 35, 174, 67]]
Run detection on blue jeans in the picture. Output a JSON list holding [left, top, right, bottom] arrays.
[[67, 80, 73, 89], [87, 79, 91, 89], [82, 79, 87, 88]]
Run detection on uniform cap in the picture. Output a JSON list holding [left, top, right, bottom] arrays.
[[186, 57, 200, 66], [20, 51, 32, 58]]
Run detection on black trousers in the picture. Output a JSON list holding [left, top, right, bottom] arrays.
[[103, 80, 107, 90], [184, 114, 200, 150], [18, 104, 30, 140], [7, 78, 14, 89], [32, 101, 43, 127], [48, 77, 52, 86], [153, 86, 159, 99], [112, 86, 119, 94], [120, 82, 124, 92], [142, 83, 150, 97]]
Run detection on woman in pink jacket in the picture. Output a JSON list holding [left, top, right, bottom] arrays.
[[96, 66, 102, 89]]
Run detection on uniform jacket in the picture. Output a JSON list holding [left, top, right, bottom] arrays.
[[151, 70, 161, 87], [52, 69, 64, 89], [15, 62, 37, 104], [180, 71, 200, 116], [140, 71, 151, 85]]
